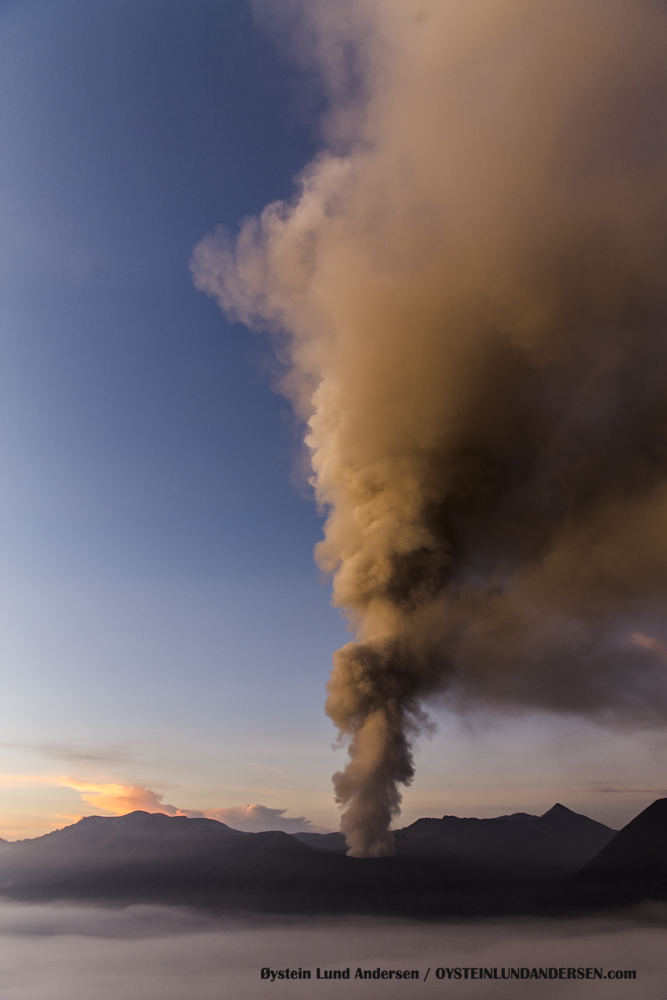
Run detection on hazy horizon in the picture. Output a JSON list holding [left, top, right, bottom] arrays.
[[0, 902, 661, 999]]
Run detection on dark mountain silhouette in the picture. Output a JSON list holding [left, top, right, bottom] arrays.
[[295, 803, 614, 877], [0, 810, 487, 915], [0, 812, 243, 887], [562, 797, 667, 909], [1, 802, 662, 917]]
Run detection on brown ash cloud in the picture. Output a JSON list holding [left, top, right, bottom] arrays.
[[192, 0, 667, 857]]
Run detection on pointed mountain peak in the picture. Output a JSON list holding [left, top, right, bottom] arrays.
[[542, 803, 575, 817]]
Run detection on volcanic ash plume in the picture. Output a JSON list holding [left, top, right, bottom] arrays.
[[192, 0, 667, 856]]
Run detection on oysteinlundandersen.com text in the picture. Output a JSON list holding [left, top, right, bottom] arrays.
[[260, 966, 637, 982]]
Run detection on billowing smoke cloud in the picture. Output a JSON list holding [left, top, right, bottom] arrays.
[[192, 0, 667, 856]]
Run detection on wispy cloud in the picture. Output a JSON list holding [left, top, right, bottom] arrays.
[[62, 780, 195, 818], [248, 762, 285, 776], [35, 742, 142, 765], [64, 780, 330, 832], [0, 773, 329, 835], [0, 773, 64, 788], [631, 633, 667, 661], [0, 738, 165, 767], [588, 785, 667, 796], [205, 804, 328, 833]]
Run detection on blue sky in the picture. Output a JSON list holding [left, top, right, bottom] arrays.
[[0, 0, 664, 839], [0, 0, 351, 835]]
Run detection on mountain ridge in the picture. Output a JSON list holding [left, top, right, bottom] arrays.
[[295, 802, 615, 877], [0, 801, 663, 917]]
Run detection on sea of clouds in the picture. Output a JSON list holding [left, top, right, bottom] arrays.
[[0, 901, 662, 999]]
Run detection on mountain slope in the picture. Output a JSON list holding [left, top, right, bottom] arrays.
[[296, 803, 615, 876], [1, 803, 660, 917], [0, 810, 489, 915], [565, 798, 667, 907]]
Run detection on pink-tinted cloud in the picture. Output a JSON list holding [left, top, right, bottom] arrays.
[[63, 780, 193, 818], [631, 633, 667, 661], [61, 779, 327, 832]]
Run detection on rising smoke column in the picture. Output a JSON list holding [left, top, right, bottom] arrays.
[[192, 0, 667, 857]]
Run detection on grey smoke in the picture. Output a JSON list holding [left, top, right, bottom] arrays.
[[192, 0, 667, 856]]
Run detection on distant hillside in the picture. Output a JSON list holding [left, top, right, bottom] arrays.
[[0, 810, 488, 916], [295, 803, 615, 877], [2, 802, 664, 917]]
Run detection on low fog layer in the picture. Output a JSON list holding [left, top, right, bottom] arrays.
[[0, 902, 663, 999]]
